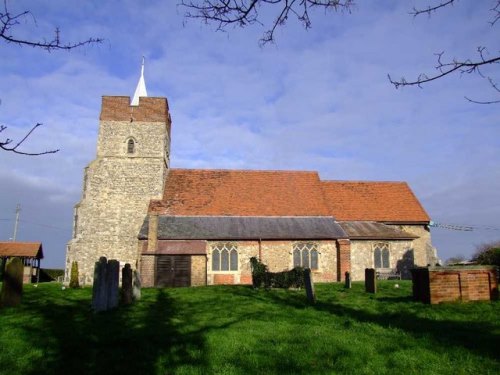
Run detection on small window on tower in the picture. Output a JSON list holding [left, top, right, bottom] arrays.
[[127, 139, 135, 154]]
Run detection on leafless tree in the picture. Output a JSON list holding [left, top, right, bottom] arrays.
[[0, 0, 102, 51], [1, 123, 59, 156], [388, 0, 500, 104], [1, 0, 102, 155], [182, 0, 499, 104], [181, 0, 354, 45]]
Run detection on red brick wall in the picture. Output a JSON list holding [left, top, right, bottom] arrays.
[[336, 239, 351, 282], [213, 274, 235, 285], [240, 274, 252, 285], [100, 96, 170, 128], [413, 266, 498, 304]]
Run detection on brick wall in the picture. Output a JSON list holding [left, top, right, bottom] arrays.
[[100, 96, 170, 125], [213, 274, 235, 285], [336, 239, 351, 282], [412, 266, 499, 304]]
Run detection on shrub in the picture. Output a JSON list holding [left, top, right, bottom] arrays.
[[473, 247, 500, 267], [69, 261, 80, 288], [250, 257, 305, 289]]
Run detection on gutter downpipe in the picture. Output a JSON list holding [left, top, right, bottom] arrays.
[[258, 238, 262, 261]]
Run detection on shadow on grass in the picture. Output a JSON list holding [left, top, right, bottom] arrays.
[[18, 287, 207, 375], [231, 285, 500, 363]]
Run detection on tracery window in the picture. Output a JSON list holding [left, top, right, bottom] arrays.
[[212, 243, 238, 271], [374, 242, 390, 268], [292, 242, 319, 269], [127, 138, 135, 154]]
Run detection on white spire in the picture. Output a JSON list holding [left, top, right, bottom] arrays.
[[131, 56, 148, 106]]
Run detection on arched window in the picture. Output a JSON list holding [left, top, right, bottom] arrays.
[[374, 242, 390, 268], [292, 242, 319, 270], [211, 243, 238, 271], [127, 138, 135, 154]]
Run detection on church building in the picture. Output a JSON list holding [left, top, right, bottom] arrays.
[[65, 64, 437, 287]]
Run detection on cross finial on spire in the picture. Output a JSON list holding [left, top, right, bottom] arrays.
[[131, 56, 148, 106]]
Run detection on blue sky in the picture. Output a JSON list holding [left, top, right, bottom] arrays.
[[0, 0, 499, 268]]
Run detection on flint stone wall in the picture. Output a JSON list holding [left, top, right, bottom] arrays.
[[65, 98, 170, 285]]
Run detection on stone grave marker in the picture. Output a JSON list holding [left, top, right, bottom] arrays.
[[106, 260, 120, 310], [345, 271, 352, 289], [133, 270, 141, 301], [365, 268, 377, 293], [304, 268, 316, 304], [121, 263, 133, 305], [0, 257, 24, 307], [92, 257, 108, 312]]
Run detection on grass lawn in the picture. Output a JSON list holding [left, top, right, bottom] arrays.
[[0, 281, 499, 375]]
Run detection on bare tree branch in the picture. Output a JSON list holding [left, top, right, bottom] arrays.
[[0, 0, 103, 51], [181, 0, 354, 44], [390, 1, 500, 104], [0, 123, 59, 156], [410, 0, 455, 17]]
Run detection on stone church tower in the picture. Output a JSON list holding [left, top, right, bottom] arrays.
[[65, 62, 171, 284]]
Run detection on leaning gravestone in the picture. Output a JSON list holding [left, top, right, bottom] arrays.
[[121, 263, 133, 305], [92, 257, 108, 312], [0, 257, 24, 308], [365, 268, 377, 294], [106, 260, 120, 310], [304, 268, 316, 304], [132, 270, 141, 301]]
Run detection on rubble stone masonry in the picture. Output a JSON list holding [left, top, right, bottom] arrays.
[[65, 96, 171, 284]]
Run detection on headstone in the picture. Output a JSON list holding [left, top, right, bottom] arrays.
[[0, 257, 24, 307], [304, 268, 316, 304], [132, 270, 142, 301], [106, 260, 120, 310], [92, 257, 108, 312], [121, 263, 133, 305], [365, 268, 376, 293], [345, 271, 351, 289]]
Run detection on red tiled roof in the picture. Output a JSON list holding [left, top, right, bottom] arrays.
[[321, 181, 430, 222], [0, 242, 44, 258], [149, 169, 331, 216]]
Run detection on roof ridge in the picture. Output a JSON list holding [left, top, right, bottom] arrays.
[[321, 180, 407, 184], [170, 168, 319, 174]]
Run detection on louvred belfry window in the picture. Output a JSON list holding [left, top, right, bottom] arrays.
[[127, 139, 135, 154], [211, 243, 238, 271]]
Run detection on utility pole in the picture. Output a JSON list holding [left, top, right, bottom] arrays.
[[12, 204, 21, 242]]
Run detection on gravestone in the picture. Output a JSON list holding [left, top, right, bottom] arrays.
[[345, 271, 352, 289], [106, 260, 120, 310], [92, 257, 108, 312], [0, 257, 24, 307], [121, 263, 133, 305], [365, 268, 376, 293], [132, 270, 141, 301], [304, 268, 316, 304]]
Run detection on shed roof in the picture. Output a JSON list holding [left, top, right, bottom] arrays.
[[149, 169, 331, 217], [321, 181, 430, 222], [139, 216, 347, 240], [0, 242, 44, 259], [339, 221, 419, 240]]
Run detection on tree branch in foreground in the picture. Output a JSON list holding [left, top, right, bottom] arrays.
[[0, 0, 103, 51], [181, 0, 354, 45], [0, 123, 59, 156]]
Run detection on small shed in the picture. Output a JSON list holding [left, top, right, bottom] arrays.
[[0, 242, 44, 283]]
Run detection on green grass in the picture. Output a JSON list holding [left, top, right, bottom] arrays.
[[0, 281, 498, 375]]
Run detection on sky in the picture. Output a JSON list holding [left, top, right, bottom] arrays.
[[0, 0, 499, 268]]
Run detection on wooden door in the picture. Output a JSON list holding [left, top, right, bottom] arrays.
[[155, 255, 191, 287]]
